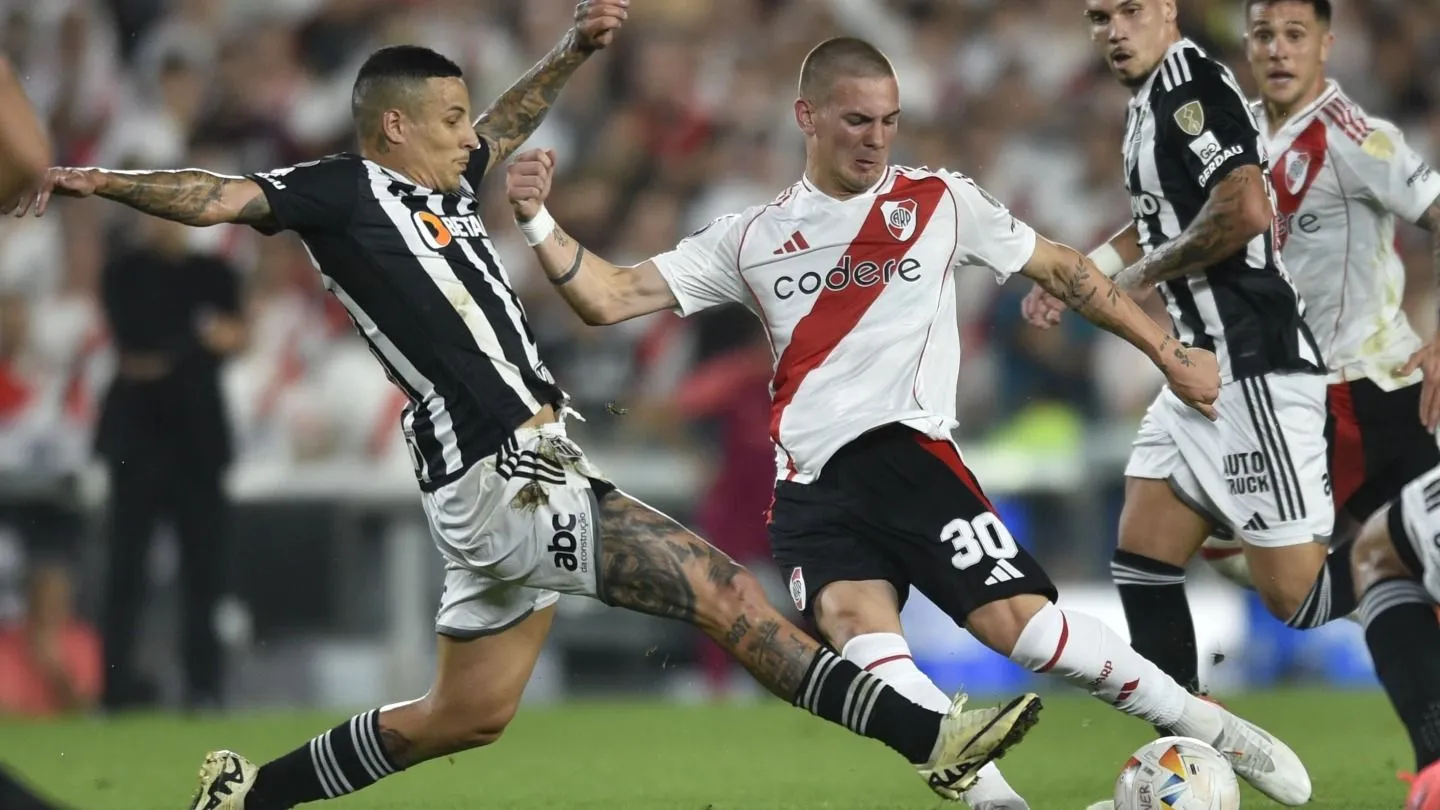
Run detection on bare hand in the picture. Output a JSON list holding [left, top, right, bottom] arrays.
[[1400, 340, 1440, 432], [507, 148, 556, 221], [572, 0, 627, 52], [3, 167, 101, 217], [1162, 346, 1221, 421], [1021, 283, 1067, 329]]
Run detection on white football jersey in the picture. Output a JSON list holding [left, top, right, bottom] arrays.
[[651, 166, 1037, 483], [1257, 81, 1440, 389]]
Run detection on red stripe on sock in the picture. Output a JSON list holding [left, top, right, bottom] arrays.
[[1116, 678, 1140, 703], [863, 653, 913, 671], [1036, 614, 1069, 673]]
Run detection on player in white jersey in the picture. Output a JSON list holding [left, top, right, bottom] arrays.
[[1247, 3, 1440, 805], [507, 36, 1311, 808], [1199, 0, 1440, 576]]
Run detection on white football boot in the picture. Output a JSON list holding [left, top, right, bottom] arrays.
[[919, 692, 1044, 799], [1085, 702, 1312, 809], [189, 750, 259, 810], [1208, 707, 1311, 805]]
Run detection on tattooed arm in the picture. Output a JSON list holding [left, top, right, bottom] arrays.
[[1421, 195, 1440, 283], [1022, 236, 1220, 419], [1114, 165, 1274, 292], [6, 166, 273, 228], [472, 0, 626, 174]]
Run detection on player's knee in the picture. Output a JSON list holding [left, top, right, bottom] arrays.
[[964, 593, 1049, 656], [1352, 506, 1412, 596], [1256, 584, 1308, 622]]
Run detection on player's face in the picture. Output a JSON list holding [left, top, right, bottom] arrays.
[[799, 75, 900, 195], [1246, 2, 1332, 110], [407, 77, 480, 193], [1084, 0, 1179, 88]]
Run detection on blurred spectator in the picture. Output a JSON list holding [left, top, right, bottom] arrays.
[[0, 561, 101, 717], [93, 212, 246, 712], [4, 0, 1432, 468]]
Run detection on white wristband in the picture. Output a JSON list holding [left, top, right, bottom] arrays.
[[516, 206, 556, 247], [1087, 242, 1125, 278]]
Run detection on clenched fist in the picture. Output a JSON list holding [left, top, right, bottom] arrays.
[[1162, 345, 1221, 422], [507, 149, 557, 222], [572, 0, 629, 52]]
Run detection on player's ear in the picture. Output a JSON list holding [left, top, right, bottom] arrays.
[[1162, 0, 1177, 24], [380, 108, 406, 147], [794, 98, 817, 136], [1320, 30, 1334, 63]]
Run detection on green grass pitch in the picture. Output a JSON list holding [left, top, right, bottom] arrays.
[[0, 689, 1413, 809]]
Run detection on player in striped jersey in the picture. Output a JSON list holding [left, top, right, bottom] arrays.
[[6, 5, 1048, 808], [1026, 0, 1355, 723]]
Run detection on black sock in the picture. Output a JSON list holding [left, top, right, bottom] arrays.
[[1285, 539, 1358, 628], [1112, 549, 1199, 695], [248, 708, 400, 809], [1360, 578, 1440, 770], [793, 648, 942, 764]]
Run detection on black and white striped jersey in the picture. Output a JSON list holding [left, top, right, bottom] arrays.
[[1122, 38, 1323, 382], [248, 147, 565, 491]]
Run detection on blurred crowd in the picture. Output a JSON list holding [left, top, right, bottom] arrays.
[[0, 0, 1437, 478]]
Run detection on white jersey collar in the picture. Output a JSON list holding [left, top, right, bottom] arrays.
[[1259, 79, 1342, 148], [799, 165, 895, 200]]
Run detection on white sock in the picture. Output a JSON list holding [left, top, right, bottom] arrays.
[[1009, 602, 1216, 736], [842, 633, 1026, 807]]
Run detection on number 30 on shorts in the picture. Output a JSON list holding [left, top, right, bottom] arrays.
[[939, 513, 1019, 571]]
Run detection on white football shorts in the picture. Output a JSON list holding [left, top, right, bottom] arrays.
[[1389, 463, 1440, 601], [424, 422, 610, 638], [1126, 370, 1333, 547]]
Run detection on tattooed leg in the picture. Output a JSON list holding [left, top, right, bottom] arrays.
[[596, 490, 953, 765], [245, 610, 556, 809]]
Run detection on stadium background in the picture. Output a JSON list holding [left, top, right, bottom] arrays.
[[0, 0, 1437, 714]]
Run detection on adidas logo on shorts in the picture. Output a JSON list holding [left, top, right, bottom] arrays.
[[984, 559, 1026, 586]]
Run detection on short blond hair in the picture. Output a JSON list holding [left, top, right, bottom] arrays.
[[798, 37, 895, 104]]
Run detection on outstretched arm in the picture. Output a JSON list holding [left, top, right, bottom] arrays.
[[1113, 164, 1273, 292], [1022, 236, 1219, 419], [473, 0, 626, 174], [1021, 221, 1146, 327], [7, 166, 273, 228], [524, 217, 675, 325], [507, 148, 678, 324]]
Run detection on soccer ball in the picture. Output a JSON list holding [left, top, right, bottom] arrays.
[[1200, 534, 1253, 589], [1408, 760, 1440, 809], [1115, 736, 1241, 810]]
